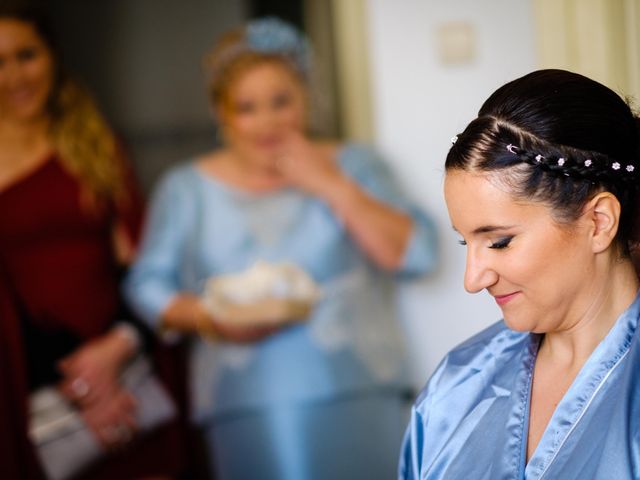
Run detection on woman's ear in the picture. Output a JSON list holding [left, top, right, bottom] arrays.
[[585, 192, 621, 253]]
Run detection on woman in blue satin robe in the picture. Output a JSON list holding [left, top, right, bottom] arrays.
[[400, 69, 640, 479]]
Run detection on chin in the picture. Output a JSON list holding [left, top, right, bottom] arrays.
[[502, 316, 535, 333], [8, 104, 47, 123], [249, 150, 278, 167]]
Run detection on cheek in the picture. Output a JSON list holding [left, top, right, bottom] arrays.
[[512, 234, 583, 293], [225, 114, 257, 137], [292, 107, 306, 124], [279, 94, 306, 124], [501, 237, 558, 286], [37, 63, 54, 87], [27, 60, 54, 97], [281, 106, 305, 130]]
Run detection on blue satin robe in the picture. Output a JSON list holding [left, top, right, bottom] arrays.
[[399, 293, 640, 479]]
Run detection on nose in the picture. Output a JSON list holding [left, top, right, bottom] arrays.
[[252, 108, 279, 134], [463, 248, 498, 293]]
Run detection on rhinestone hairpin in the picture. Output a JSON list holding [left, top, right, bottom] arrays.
[[500, 143, 635, 178]]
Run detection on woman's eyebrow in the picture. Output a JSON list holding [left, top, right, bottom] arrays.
[[472, 225, 516, 234], [451, 225, 516, 234]]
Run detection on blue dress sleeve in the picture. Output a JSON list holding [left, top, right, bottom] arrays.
[[123, 165, 197, 329], [339, 144, 438, 277]]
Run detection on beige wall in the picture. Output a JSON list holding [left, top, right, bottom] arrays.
[[317, 0, 640, 147], [533, 0, 640, 100], [326, 0, 375, 142]]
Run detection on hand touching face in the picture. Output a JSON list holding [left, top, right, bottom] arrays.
[[271, 131, 341, 196]]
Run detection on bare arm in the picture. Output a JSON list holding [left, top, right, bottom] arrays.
[[276, 134, 414, 270], [320, 173, 413, 270]]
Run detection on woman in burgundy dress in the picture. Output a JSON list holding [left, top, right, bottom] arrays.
[[0, 4, 186, 479]]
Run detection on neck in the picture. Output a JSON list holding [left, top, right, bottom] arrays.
[[222, 148, 287, 191], [540, 256, 639, 367], [0, 115, 51, 151]]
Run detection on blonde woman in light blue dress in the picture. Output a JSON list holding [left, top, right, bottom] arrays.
[[125, 17, 438, 480]]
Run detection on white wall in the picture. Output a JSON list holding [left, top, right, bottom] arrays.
[[366, 0, 537, 389]]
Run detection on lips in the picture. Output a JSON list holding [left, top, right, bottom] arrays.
[[4, 87, 37, 107], [255, 136, 284, 150], [493, 291, 520, 306]]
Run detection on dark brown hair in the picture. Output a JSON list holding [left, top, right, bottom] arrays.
[[447, 69, 640, 251]]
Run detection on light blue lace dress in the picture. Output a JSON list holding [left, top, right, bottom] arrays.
[[125, 143, 438, 480]]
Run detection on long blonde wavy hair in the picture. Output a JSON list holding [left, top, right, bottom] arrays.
[[49, 76, 127, 208]]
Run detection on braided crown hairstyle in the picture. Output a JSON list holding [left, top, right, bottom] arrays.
[[447, 69, 640, 252]]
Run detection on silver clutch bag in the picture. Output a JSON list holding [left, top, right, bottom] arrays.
[[29, 355, 176, 480]]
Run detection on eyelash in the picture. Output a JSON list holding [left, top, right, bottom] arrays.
[[456, 236, 513, 249], [489, 236, 513, 249]]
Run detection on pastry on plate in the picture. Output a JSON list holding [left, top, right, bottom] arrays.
[[202, 261, 321, 328]]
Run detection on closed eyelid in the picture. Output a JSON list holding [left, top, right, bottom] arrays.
[[489, 236, 514, 249], [452, 226, 514, 246], [456, 236, 513, 248]]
